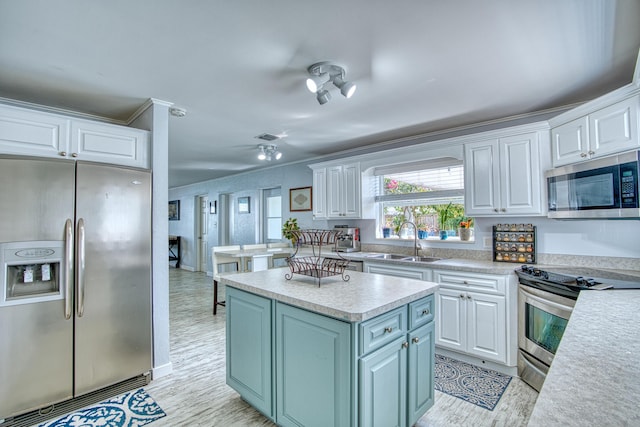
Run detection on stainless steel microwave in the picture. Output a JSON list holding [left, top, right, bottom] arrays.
[[546, 150, 639, 219]]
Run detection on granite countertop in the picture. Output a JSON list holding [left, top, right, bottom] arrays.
[[528, 290, 640, 426], [219, 269, 438, 322]]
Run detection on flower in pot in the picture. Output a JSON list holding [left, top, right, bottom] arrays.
[[458, 217, 473, 241], [282, 217, 300, 245]]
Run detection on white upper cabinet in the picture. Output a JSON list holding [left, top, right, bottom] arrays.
[[551, 95, 639, 167], [0, 104, 70, 158], [0, 103, 150, 168], [311, 163, 361, 219], [70, 120, 149, 168], [464, 131, 547, 216]]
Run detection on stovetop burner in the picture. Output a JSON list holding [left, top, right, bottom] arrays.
[[516, 265, 640, 299]]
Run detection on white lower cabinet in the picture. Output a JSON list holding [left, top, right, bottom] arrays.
[[434, 270, 514, 366]]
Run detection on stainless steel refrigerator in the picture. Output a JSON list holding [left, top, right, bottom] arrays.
[[0, 155, 152, 420]]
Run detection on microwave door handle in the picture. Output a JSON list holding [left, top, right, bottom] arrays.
[[64, 219, 73, 320], [76, 218, 85, 317]]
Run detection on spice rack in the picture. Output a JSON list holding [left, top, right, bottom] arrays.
[[492, 224, 537, 264], [286, 229, 350, 286]]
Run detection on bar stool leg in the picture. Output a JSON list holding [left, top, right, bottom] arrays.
[[213, 280, 219, 315]]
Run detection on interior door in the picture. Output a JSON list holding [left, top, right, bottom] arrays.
[[74, 162, 152, 396]]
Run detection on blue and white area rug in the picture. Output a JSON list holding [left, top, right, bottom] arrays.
[[435, 354, 512, 411], [38, 388, 166, 427]]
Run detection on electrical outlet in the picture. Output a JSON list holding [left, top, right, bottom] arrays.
[[483, 236, 492, 248]]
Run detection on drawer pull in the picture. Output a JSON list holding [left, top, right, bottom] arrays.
[[421, 308, 430, 316], [463, 280, 469, 285], [384, 327, 393, 333], [412, 337, 419, 344], [402, 341, 409, 349]]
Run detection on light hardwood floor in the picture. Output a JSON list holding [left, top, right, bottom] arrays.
[[146, 269, 538, 426]]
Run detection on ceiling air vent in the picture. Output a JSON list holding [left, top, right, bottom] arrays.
[[255, 133, 280, 141]]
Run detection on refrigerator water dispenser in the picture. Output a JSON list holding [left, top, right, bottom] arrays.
[[0, 241, 65, 306]]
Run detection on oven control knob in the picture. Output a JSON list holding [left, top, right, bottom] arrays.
[[576, 276, 586, 286], [586, 279, 597, 287], [532, 268, 541, 277], [521, 265, 531, 273]]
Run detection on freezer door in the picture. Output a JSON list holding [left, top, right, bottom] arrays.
[[74, 162, 152, 396], [0, 156, 75, 419]]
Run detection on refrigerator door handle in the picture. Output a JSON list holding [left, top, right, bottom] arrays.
[[64, 218, 74, 320], [76, 218, 86, 317]]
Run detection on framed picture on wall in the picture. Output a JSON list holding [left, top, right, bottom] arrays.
[[168, 200, 180, 221], [238, 196, 250, 214], [289, 186, 312, 211], [210, 200, 217, 214]]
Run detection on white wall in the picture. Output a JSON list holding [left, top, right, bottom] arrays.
[[169, 162, 326, 272]]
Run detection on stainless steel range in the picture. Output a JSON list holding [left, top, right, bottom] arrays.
[[515, 265, 640, 391]]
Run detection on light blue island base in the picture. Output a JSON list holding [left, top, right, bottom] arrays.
[[222, 269, 439, 427]]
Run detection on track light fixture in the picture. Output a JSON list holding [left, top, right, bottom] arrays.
[[306, 62, 357, 105], [257, 144, 282, 161]]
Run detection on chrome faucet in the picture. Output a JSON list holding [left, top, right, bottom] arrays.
[[399, 221, 419, 257]]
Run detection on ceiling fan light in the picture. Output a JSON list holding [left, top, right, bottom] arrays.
[[274, 151, 282, 160], [316, 89, 331, 105], [258, 152, 266, 160]]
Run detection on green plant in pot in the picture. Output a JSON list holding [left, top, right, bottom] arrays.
[[435, 202, 453, 240], [282, 217, 300, 245]]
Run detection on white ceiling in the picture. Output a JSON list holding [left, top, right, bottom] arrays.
[[1, 1, 639, 188]]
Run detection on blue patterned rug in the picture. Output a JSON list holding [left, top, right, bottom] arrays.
[[435, 354, 512, 411], [38, 389, 166, 427]]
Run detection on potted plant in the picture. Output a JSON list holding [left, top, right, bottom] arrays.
[[435, 202, 453, 240], [458, 217, 473, 241], [282, 217, 300, 245]]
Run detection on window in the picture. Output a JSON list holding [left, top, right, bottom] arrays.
[[374, 158, 473, 241], [263, 188, 282, 242]]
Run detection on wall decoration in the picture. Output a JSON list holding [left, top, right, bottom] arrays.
[[210, 200, 217, 214], [168, 200, 180, 221], [289, 186, 312, 212], [238, 196, 250, 214]]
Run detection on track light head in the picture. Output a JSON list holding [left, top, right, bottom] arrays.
[[332, 75, 357, 98], [316, 89, 331, 105], [306, 74, 329, 93]]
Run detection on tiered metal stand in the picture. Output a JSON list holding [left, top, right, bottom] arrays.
[[285, 229, 350, 287]]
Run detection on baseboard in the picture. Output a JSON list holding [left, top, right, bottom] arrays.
[[180, 265, 195, 272], [436, 347, 518, 377], [152, 361, 173, 379]]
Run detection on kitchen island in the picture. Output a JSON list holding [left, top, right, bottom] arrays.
[[220, 269, 439, 427], [528, 290, 640, 426]]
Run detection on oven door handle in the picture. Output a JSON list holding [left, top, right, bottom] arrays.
[[519, 286, 575, 314]]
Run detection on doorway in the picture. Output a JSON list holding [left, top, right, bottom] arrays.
[[196, 195, 208, 272]]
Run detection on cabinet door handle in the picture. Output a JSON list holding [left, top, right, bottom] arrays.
[[588, 150, 595, 155], [59, 151, 67, 157], [71, 152, 78, 158], [493, 208, 499, 212], [580, 152, 588, 158], [402, 342, 409, 349], [412, 337, 419, 344], [463, 280, 469, 285], [459, 294, 465, 299], [467, 295, 472, 300], [384, 327, 393, 333], [421, 308, 430, 315]]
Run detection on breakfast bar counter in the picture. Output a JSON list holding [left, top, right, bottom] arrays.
[[528, 290, 640, 426], [220, 269, 439, 427]]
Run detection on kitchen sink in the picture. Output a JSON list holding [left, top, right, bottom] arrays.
[[365, 253, 408, 260], [401, 256, 442, 263], [365, 253, 442, 262]]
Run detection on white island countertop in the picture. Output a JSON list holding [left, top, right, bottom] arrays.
[[219, 268, 438, 322], [528, 290, 640, 426]]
